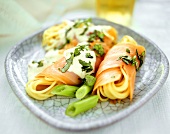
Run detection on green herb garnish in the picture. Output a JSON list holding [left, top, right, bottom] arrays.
[[118, 49, 145, 71], [74, 44, 89, 56], [118, 55, 132, 65], [88, 33, 96, 42], [93, 44, 104, 56], [126, 48, 130, 53], [60, 53, 74, 73], [88, 30, 105, 42], [141, 51, 145, 56], [32, 61, 36, 64], [83, 18, 92, 25], [86, 53, 93, 58], [79, 59, 93, 73], [73, 18, 92, 28], [37, 61, 44, 67], [97, 31, 105, 41], [136, 49, 145, 68], [131, 55, 137, 66], [32, 60, 44, 67], [118, 55, 139, 70], [131, 55, 139, 70], [74, 47, 81, 56], [59, 44, 91, 73], [80, 27, 88, 35]]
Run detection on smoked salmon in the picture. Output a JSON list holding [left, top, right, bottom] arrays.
[[92, 36, 146, 101], [26, 19, 118, 100]]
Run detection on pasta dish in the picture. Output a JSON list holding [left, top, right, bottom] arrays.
[[25, 18, 145, 117]]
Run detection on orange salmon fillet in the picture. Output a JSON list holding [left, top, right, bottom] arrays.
[[93, 39, 146, 101], [36, 57, 81, 85]]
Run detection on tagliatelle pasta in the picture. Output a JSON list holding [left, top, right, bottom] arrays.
[[96, 67, 129, 101], [26, 57, 82, 100], [26, 19, 118, 100], [25, 19, 146, 117], [92, 36, 145, 101], [26, 77, 57, 100], [42, 21, 68, 51]]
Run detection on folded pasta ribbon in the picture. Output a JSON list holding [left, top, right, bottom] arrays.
[[26, 57, 81, 100], [92, 36, 146, 101], [26, 21, 118, 100]]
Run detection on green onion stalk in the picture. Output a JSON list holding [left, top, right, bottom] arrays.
[[76, 74, 96, 99], [65, 95, 99, 117], [51, 85, 79, 97]]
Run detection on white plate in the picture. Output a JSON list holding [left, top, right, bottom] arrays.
[[5, 18, 169, 131]]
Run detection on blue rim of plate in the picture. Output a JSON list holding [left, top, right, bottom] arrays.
[[5, 18, 169, 131]]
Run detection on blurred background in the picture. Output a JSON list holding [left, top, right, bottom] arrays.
[[0, 0, 143, 42], [0, 0, 95, 42], [0, 0, 170, 134], [1, 0, 170, 54], [0, 0, 169, 52]]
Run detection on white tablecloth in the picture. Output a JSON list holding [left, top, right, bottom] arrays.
[[0, 0, 170, 133]]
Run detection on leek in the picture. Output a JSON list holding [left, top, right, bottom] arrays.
[[76, 74, 96, 99], [51, 85, 79, 97], [65, 95, 99, 117], [76, 85, 92, 99]]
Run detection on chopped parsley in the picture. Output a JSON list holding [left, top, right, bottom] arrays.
[[79, 59, 93, 73], [74, 47, 81, 56], [136, 50, 145, 68], [73, 18, 92, 28], [83, 18, 92, 26], [93, 44, 104, 56], [131, 55, 137, 66], [74, 44, 90, 56], [88, 30, 105, 42], [73, 18, 91, 36], [59, 53, 74, 73], [80, 27, 88, 35], [126, 48, 130, 53], [117, 49, 145, 71], [37, 61, 44, 67], [59, 44, 91, 73], [117, 56, 132, 65], [86, 53, 93, 58], [32, 61, 36, 64], [32, 60, 44, 67]]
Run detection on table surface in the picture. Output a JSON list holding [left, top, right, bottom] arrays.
[[0, 0, 170, 134]]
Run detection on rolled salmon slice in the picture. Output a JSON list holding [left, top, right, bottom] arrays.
[[26, 25, 118, 100], [25, 45, 113, 100], [93, 36, 146, 101], [26, 57, 82, 100]]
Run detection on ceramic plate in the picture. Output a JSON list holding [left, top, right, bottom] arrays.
[[5, 18, 169, 131]]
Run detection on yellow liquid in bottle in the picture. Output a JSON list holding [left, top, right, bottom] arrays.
[[96, 0, 135, 26]]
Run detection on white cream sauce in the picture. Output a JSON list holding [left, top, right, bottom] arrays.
[[45, 20, 113, 51], [28, 49, 63, 80], [64, 42, 96, 79], [28, 20, 111, 80]]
